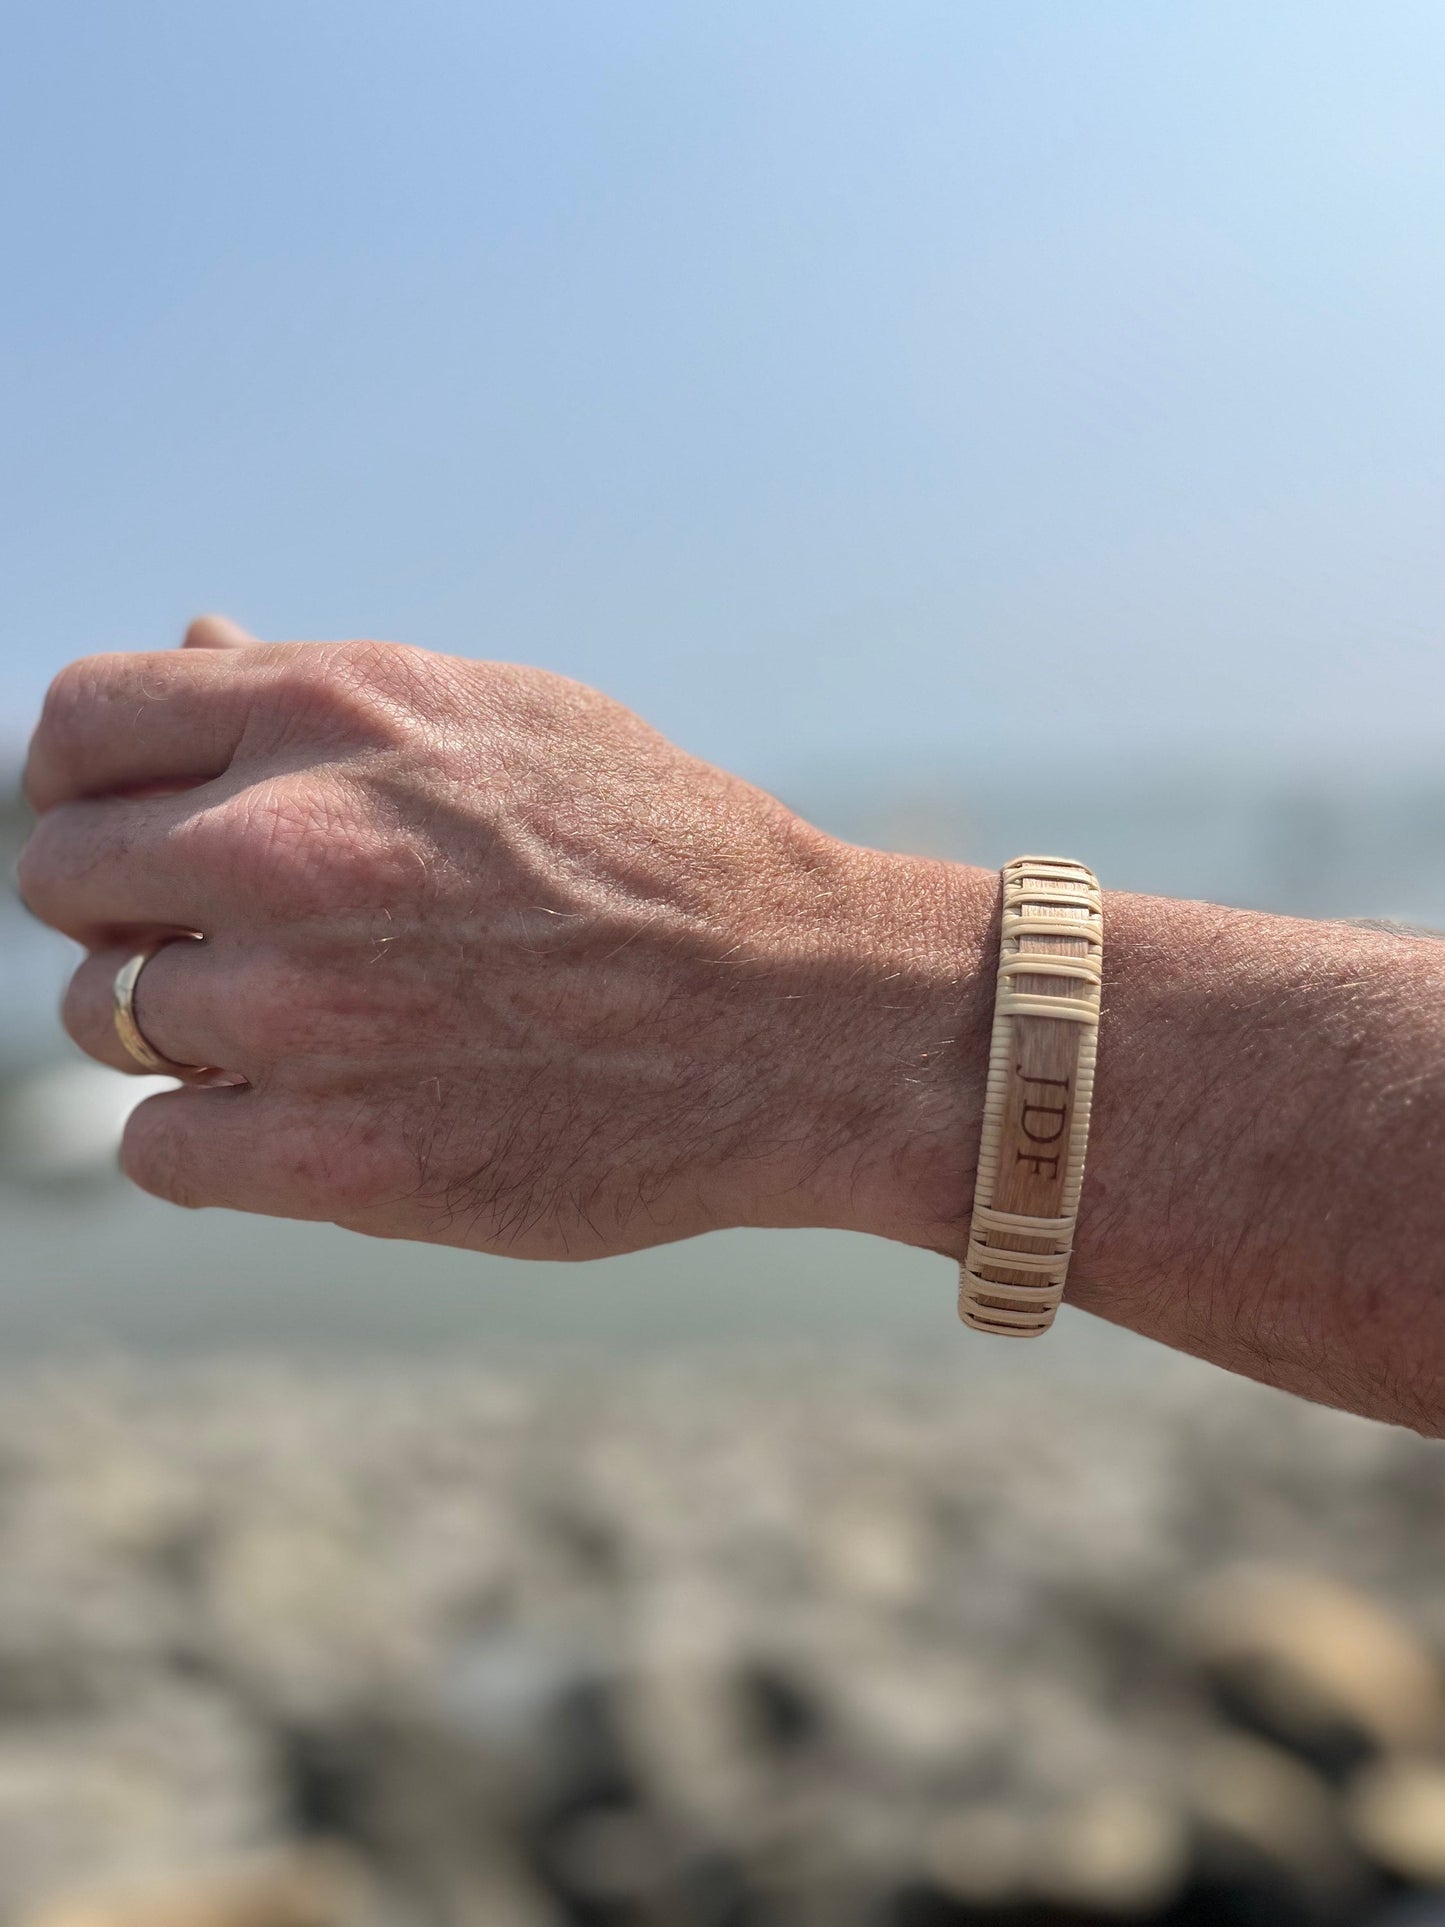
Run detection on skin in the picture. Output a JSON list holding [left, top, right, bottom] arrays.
[[18, 620, 1445, 1435]]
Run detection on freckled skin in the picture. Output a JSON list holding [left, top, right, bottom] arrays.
[[21, 625, 987, 1260], [19, 619, 1445, 1433]]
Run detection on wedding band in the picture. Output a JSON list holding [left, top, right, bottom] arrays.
[[113, 935, 216, 1079]]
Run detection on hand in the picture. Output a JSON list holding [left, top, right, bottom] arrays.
[[19, 621, 988, 1258]]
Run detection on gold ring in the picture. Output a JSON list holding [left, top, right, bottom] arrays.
[[112, 935, 216, 1079]]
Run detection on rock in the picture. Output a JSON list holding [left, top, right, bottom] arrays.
[[19, 1846, 372, 1927], [537, 1805, 669, 1910], [0, 1359, 1440, 1923], [0, 1688, 281, 1911], [1186, 1732, 1367, 1919], [922, 1802, 1032, 1909], [1032, 1785, 1190, 1917], [922, 1787, 1192, 1919], [812, 1478, 933, 1606], [1348, 1756, 1445, 1886], [1184, 1567, 1445, 1773], [828, 1647, 1009, 1787]]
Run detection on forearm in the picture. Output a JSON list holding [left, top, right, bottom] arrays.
[[826, 850, 1445, 1434], [24, 631, 1445, 1431]]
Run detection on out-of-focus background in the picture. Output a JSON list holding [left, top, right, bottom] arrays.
[[1, 5, 1443, 1923]]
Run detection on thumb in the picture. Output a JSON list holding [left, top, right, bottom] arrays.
[[181, 613, 261, 650]]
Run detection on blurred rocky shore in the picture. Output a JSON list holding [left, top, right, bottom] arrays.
[[0, 1351, 1443, 1927]]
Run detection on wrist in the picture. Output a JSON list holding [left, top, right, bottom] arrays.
[[769, 844, 999, 1253]]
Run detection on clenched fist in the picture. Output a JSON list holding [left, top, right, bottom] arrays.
[[19, 620, 989, 1259]]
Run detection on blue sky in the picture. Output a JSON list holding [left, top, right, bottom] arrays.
[[1, 1, 1441, 785]]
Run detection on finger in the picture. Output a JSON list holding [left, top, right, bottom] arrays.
[[122, 1087, 405, 1220], [17, 792, 216, 943], [182, 613, 262, 651], [63, 940, 247, 1081], [122, 1086, 311, 1214], [24, 648, 271, 814]]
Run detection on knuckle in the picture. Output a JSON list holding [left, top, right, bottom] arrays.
[[39, 657, 101, 742], [28, 655, 127, 809], [37, 653, 131, 752], [269, 641, 425, 748], [229, 944, 403, 1062], [329, 636, 415, 688], [231, 950, 329, 1056], [166, 799, 249, 878], [27, 669, 88, 805], [174, 780, 370, 908]]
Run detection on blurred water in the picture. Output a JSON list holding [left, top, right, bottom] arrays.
[[0, 1181, 1173, 1362]]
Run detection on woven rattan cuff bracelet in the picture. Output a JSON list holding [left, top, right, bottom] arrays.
[[958, 856, 1102, 1338]]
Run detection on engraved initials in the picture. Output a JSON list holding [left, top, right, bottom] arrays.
[[1016, 1069, 1070, 1142], [1015, 1150, 1060, 1177], [1013, 1071, 1070, 1177], [1020, 1102, 1067, 1143]]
